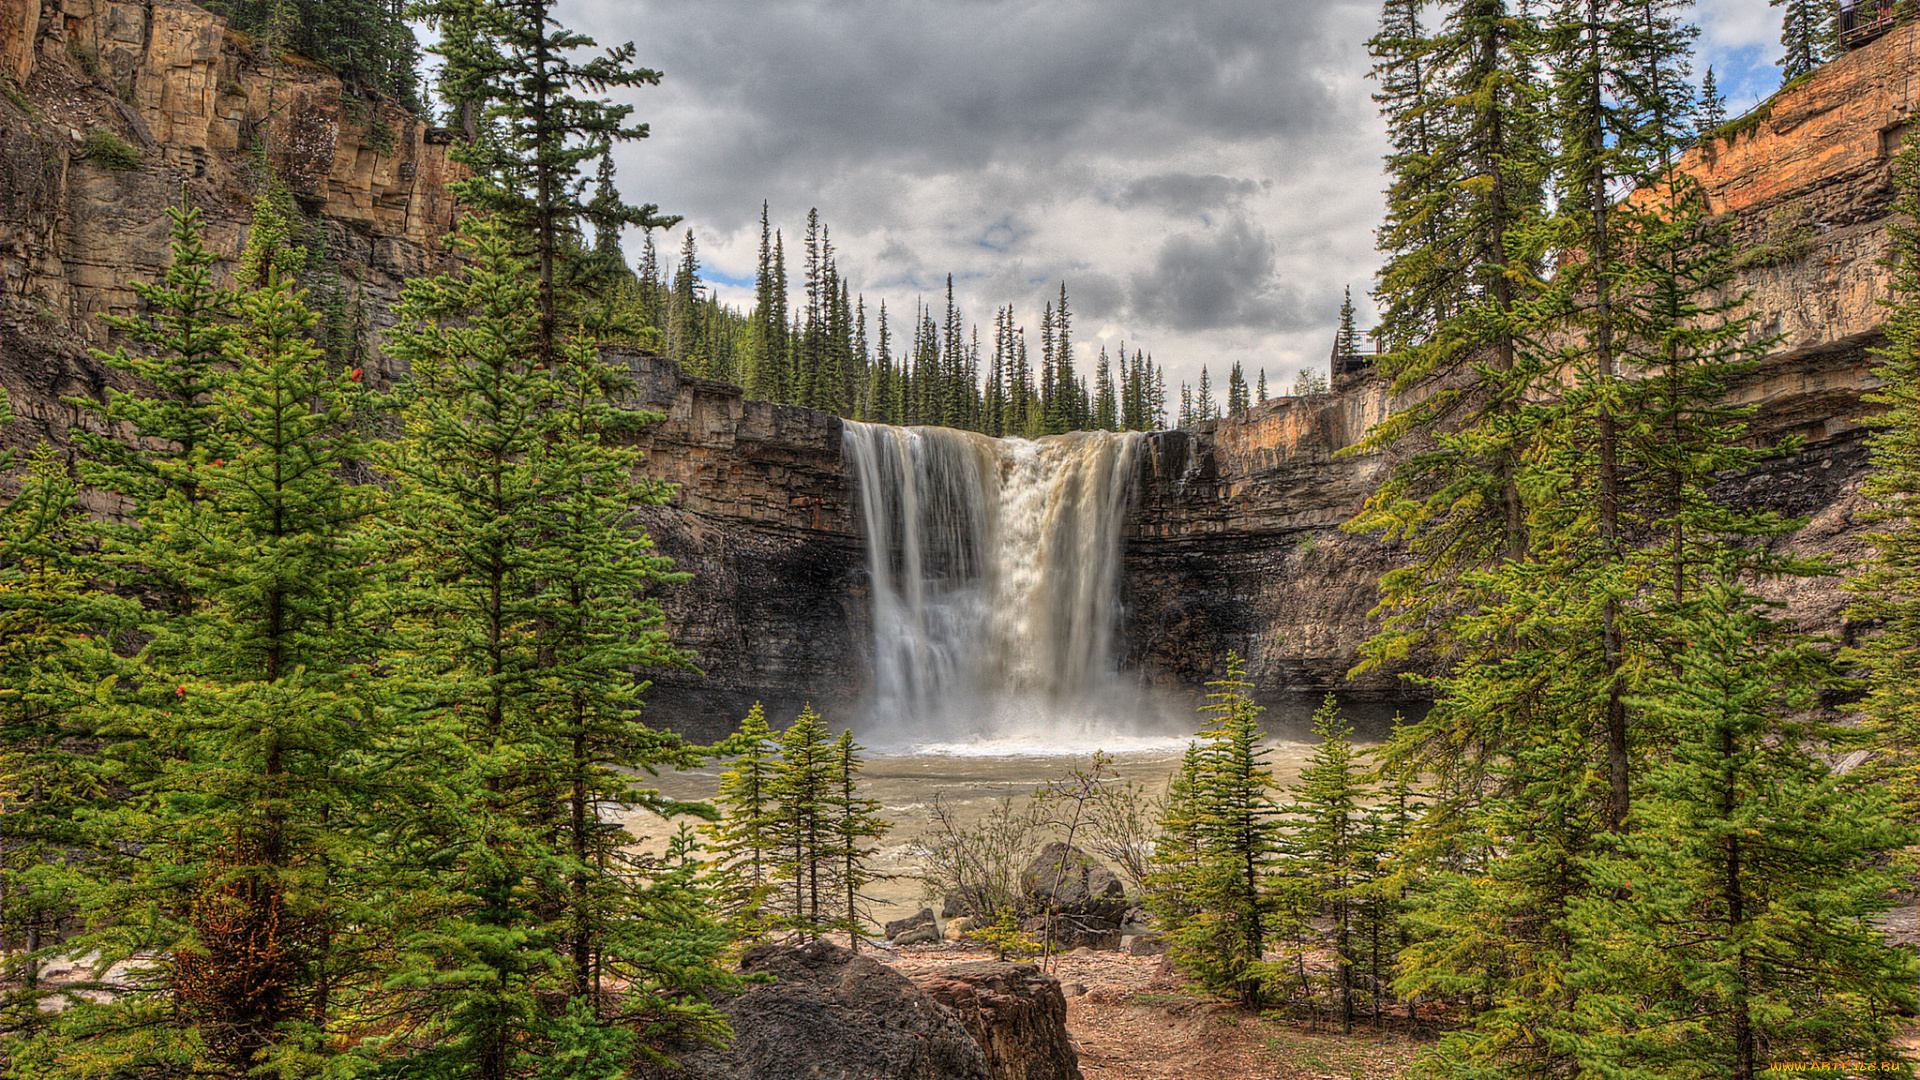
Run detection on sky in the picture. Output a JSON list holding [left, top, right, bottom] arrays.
[[557, 0, 1791, 400]]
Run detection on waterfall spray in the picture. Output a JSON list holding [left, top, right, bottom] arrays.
[[844, 422, 1161, 749]]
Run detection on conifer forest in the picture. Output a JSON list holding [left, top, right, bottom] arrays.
[[3, 0, 1920, 1078]]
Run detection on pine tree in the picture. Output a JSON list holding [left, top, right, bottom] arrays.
[[1773, 0, 1835, 82], [1093, 348, 1118, 430], [828, 730, 888, 950], [1194, 366, 1217, 421], [1357, 0, 1549, 577], [770, 706, 836, 940], [1335, 285, 1362, 363], [420, 0, 676, 363], [1572, 570, 1914, 1078], [1852, 135, 1920, 811], [1284, 695, 1370, 1033], [705, 704, 782, 938], [377, 214, 722, 1077], [1697, 66, 1727, 139], [0, 442, 111, 1029], [1226, 361, 1248, 416], [25, 198, 385, 1080], [1148, 655, 1284, 1008], [1256, 367, 1268, 404]]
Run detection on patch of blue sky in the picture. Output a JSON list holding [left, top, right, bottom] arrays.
[[704, 269, 754, 290], [1704, 42, 1778, 118]]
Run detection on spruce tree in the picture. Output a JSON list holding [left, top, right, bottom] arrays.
[[1356, 0, 1548, 581], [705, 704, 782, 938], [1148, 655, 1284, 1008], [1226, 361, 1248, 416], [377, 215, 722, 1077], [827, 730, 888, 950], [25, 198, 385, 1080], [769, 706, 835, 939], [1851, 134, 1920, 811], [420, 0, 676, 363], [1194, 366, 1216, 421], [1773, 0, 1835, 82], [0, 442, 111, 1030], [1284, 695, 1370, 1032], [1572, 571, 1914, 1078]]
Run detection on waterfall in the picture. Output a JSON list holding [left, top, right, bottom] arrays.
[[844, 422, 1157, 749]]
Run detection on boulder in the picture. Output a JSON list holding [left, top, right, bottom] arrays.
[[638, 941, 990, 1080], [1021, 843, 1128, 921], [945, 915, 976, 939], [1121, 933, 1167, 957], [895, 925, 941, 946], [914, 962, 1084, 1080], [1020, 914, 1120, 952], [887, 907, 937, 940]]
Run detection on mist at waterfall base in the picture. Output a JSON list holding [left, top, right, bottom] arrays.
[[841, 421, 1195, 757]]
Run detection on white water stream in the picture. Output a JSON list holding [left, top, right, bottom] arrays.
[[841, 422, 1190, 753], [631, 425, 1324, 922]]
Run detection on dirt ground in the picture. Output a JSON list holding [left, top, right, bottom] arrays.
[[881, 944, 1427, 1080]]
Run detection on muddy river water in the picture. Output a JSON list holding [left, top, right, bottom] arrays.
[[629, 727, 1332, 928]]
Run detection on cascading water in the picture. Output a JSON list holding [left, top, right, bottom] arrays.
[[844, 422, 1177, 751]]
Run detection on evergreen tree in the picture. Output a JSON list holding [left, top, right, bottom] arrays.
[[1852, 135, 1920, 812], [769, 706, 836, 939], [1093, 347, 1118, 430], [0, 442, 110, 1031], [1773, 0, 1835, 82], [1358, 0, 1549, 579], [421, 0, 676, 363], [1284, 695, 1370, 1033], [1194, 366, 1217, 422], [705, 704, 781, 939], [1572, 571, 1914, 1078], [1335, 285, 1362, 363], [1148, 655, 1284, 1008], [668, 228, 704, 370], [208, 0, 419, 104], [1256, 367, 1268, 404], [377, 215, 722, 1077], [1697, 66, 1727, 139], [827, 730, 888, 950], [25, 199, 385, 1080], [1226, 361, 1248, 416]]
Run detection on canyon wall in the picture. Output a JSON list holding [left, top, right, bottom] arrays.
[[2, 0, 461, 472], [2, 2, 1915, 741]]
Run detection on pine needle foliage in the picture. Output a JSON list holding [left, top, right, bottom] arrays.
[[1148, 655, 1286, 1009], [20, 196, 386, 1080], [1283, 695, 1371, 1033], [704, 703, 783, 940], [1851, 134, 1920, 817], [1572, 570, 1914, 1079], [374, 213, 723, 1078]]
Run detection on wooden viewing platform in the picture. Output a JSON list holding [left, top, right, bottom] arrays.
[[1841, 0, 1914, 50]]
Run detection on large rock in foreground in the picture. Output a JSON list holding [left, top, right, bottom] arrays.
[[1021, 843, 1127, 921], [641, 941, 990, 1080], [913, 962, 1084, 1080]]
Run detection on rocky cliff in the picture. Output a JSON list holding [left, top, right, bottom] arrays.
[[2, 0, 460, 468], [2, 1, 1914, 742]]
